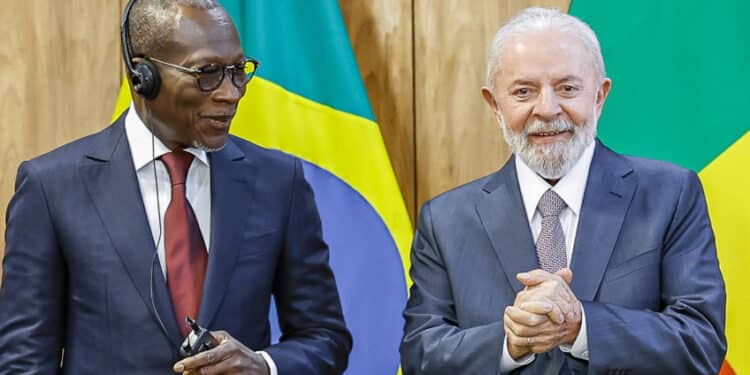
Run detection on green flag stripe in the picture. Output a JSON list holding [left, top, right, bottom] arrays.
[[570, 1, 750, 171], [220, 0, 375, 122]]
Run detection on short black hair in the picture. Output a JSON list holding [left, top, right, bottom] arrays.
[[127, 0, 220, 57]]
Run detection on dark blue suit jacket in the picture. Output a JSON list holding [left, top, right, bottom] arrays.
[[400, 141, 726, 374], [0, 113, 351, 374]]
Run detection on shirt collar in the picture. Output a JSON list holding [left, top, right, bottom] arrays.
[[124, 103, 209, 171], [515, 140, 596, 222]]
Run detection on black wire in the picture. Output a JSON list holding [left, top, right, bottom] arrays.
[[145, 108, 169, 340]]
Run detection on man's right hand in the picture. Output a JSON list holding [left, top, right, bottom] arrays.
[[503, 268, 582, 359]]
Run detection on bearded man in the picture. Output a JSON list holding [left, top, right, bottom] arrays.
[[399, 7, 726, 375]]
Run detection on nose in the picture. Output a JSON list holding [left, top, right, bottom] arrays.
[[532, 86, 562, 121], [211, 70, 243, 104]]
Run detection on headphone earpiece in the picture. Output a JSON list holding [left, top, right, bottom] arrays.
[[132, 59, 160, 100], [122, 0, 161, 101]]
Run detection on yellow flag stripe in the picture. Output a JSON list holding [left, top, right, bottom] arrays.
[[234, 77, 413, 285], [699, 130, 750, 374]]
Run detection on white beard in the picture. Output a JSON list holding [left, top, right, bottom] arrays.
[[193, 139, 226, 153], [499, 112, 597, 179]]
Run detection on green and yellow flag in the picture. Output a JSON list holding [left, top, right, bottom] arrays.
[[570, 2, 750, 373]]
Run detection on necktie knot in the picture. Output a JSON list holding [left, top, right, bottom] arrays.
[[538, 189, 566, 218], [160, 149, 194, 186]]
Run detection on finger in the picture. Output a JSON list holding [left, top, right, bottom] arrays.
[[529, 326, 570, 353], [504, 309, 539, 338], [516, 269, 555, 286], [526, 275, 578, 314], [555, 268, 573, 284], [518, 300, 554, 315], [503, 309, 523, 337], [505, 308, 557, 338], [515, 287, 568, 324], [174, 344, 230, 372], [191, 356, 238, 375], [519, 297, 558, 317], [211, 330, 231, 344], [507, 305, 549, 327], [534, 297, 566, 324], [504, 326, 532, 351]]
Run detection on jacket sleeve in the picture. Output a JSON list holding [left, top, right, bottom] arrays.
[[0, 161, 66, 374], [263, 158, 352, 374], [583, 171, 727, 373], [400, 201, 507, 375]]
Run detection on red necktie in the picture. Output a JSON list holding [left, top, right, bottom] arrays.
[[160, 150, 208, 337]]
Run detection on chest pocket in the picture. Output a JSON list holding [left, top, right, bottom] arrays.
[[235, 228, 280, 262], [604, 245, 661, 283]]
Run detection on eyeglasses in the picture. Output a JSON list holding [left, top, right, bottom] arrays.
[[148, 56, 260, 92]]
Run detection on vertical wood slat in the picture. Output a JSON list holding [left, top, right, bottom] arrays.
[[0, 0, 123, 263]]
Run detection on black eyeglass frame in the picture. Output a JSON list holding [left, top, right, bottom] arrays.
[[147, 56, 260, 92]]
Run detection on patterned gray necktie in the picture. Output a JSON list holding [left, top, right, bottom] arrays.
[[536, 189, 568, 273]]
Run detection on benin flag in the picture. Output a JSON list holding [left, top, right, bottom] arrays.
[[570, 2, 750, 374], [113, 2, 412, 374]]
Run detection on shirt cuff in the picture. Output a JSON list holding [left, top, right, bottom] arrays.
[[257, 350, 278, 375], [558, 304, 589, 360], [500, 335, 535, 373]]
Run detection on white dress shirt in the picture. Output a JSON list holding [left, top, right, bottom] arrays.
[[124, 107, 212, 277], [500, 141, 595, 372], [124, 106, 278, 375]]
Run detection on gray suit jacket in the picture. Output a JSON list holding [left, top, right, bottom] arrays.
[[400, 140, 726, 374]]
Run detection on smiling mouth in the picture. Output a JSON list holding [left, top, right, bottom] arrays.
[[531, 130, 568, 136], [201, 114, 235, 129], [528, 130, 572, 143]]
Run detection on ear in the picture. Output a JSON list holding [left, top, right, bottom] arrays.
[[481, 86, 499, 112], [595, 78, 612, 117]]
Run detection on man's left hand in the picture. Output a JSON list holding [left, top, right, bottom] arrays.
[[504, 269, 582, 354], [173, 331, 269, 375], [504, 302, 581, 354]]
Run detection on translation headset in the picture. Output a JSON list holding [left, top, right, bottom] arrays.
[[121, 1, 217, 355], [121, 0, 161, 100]]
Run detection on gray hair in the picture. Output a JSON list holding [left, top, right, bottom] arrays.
[[128, 0, 220, 57], [485, 7, 606, 90]]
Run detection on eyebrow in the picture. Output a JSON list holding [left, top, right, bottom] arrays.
[[509, 79, 538, 87], [507, 75, 585, 88], [185, 53, 246, 66], [554, 75, 584, 85]]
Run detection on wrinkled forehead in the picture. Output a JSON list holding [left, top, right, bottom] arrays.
[[499, 28, 598, 84], [170, 6, 242, 60]]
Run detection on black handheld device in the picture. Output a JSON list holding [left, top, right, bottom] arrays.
[[179, 317, 219, 358]]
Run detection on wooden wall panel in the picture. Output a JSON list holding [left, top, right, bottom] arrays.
[[340, 0, 416, 223], [413, 0, 571, 208], [0, 1, 123, 261]]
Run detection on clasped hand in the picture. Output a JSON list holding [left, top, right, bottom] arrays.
[[503, 268, 582, 359], [173, 331, 269, 375]]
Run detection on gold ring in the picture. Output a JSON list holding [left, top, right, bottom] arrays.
[[207, 352, 213, 363], [527, 337, 532, 346]]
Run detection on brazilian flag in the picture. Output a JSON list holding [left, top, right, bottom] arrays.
[[570, 2, 750, 374], [114, 2, 412, 374]]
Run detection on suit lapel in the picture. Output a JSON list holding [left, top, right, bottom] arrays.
[[79, 114, 183, 347], [476, 157, 539, 293], [197, 139, 256, 328], [569, 141, 636, 301]]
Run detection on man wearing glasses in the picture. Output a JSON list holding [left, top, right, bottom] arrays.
[[0, 1, 351, 374]]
